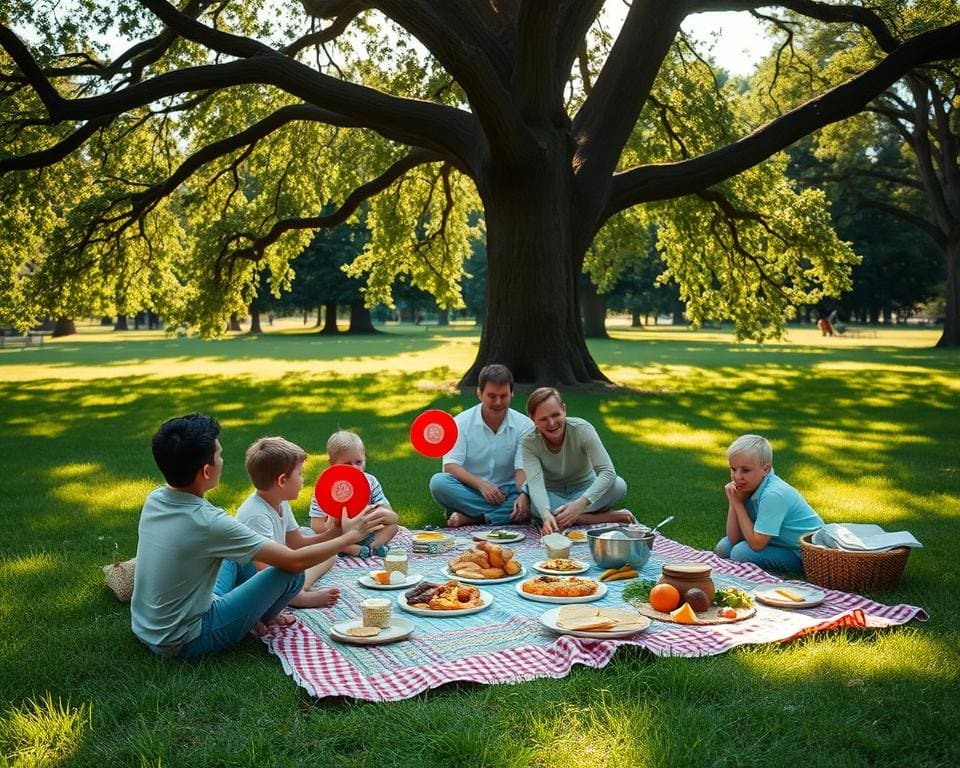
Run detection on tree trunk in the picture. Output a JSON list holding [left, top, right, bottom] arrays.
[[227, 313, 242, 331], [348, 301, 378, 334], [462, 161, 607, 386], [248, 303, 262, 334], [115, 314, 129, 331], [672, 301, 687, 326], [936, 239, 959, 347], [319, 301, 339, 334], [437, 308, 450, 326], [100, 316, 112, 326], [631, 310, 641, 327], [580, 282, 609, 339], [52, 317, 76, 337]]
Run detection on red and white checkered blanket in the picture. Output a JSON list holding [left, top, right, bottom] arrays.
[[263, 530, 926, 702]]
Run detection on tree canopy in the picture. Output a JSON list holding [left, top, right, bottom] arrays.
[[2, 2, 958, 381]]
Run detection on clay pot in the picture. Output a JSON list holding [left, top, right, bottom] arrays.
[[657, 562, 715, 604]]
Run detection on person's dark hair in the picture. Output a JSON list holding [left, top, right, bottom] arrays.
[[151, 413, 221, 487], [478, 363, 514, 392]]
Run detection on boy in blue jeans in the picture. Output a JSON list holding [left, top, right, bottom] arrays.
[[714, 434, 824, 572], [131, 414, 379, 658]]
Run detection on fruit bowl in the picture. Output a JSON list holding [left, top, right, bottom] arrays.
[[587, 525, 654, 570]]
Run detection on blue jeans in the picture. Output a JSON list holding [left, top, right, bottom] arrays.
[[714, 536, 803, 573], [428, 473, 522, 526], [178, 561, 304, 659], [529, 477, 628, 519]]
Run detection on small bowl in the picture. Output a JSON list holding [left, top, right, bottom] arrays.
[[587, 525, 655, 570]]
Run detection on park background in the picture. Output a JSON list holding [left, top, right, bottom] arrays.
[[2, 3, 960, 766]]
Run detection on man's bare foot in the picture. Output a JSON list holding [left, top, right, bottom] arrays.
[[267, 610, 296, 627], [291, 587, 341, 609], [446, 512, 477, 528], [608, 508, 637, 525], [250, 620, 268, 637]]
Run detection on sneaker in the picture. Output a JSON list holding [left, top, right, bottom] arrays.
[[373, 544, 389, 557]]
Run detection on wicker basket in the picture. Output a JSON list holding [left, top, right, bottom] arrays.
[[799, 532, 910, 591]]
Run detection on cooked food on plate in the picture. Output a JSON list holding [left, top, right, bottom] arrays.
[[403, 580, 485, 610], [521, 575, 598, 597], [447, 542, 521, 579], [540, 557, 583, 571]]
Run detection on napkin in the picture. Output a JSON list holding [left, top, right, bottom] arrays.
[[812, 523, 922, 552]]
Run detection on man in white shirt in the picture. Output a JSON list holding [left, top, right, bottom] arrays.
[[428, 364, 534, 527]]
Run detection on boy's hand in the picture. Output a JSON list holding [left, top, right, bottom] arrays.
[[364, 504, 396, 530], [724, 481, 744, 503], [341, 507, 379, 541]]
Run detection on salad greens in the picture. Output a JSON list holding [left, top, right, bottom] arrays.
[[622, 579, 657, 605], [713, 587, 754, 608]]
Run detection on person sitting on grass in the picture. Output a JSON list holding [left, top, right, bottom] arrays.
[[714, 434, 824, 572], [131, 413, 379, 659], [428, 363, 534, 528], [226, 436, 344, 609], [522, 387, 634, 535], [309, 430, 399, 558]]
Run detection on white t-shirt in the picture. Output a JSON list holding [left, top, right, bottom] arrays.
[[235, 492, 299, 544]]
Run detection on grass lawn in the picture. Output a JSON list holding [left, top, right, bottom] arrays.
[[1, 322, 958, 767]]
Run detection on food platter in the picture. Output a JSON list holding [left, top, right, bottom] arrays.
[[398, 589, 494, 617], [516, 580, 608, 604], [754, 584, 826, 609], [329, 617, 414, 645], [441, 565, 526, 584], [539, 606, 650, 639], [563, 530, 589, 545], [634, 603, 756, 625], [531, 559, 590, 575], [357, 573, 423, 590], [472, 530, 526, 543]]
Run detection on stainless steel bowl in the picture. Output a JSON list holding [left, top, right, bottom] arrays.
[[587, 525, 655, 570]]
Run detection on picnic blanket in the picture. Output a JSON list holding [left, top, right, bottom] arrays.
[[262, 527, 926, 702]]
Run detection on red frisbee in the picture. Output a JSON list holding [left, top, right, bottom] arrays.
[[410, 409, 458, 458], [313, 464, 371, 519]]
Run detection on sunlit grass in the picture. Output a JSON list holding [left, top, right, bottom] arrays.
[[0, 694, 92, 767], [0, 322, 957, 766]]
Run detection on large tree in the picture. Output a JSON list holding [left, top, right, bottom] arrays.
[[2, 3, 959, 382]]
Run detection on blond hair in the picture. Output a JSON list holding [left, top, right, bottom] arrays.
[[326, 430, 364, 461], [526, 386, 562, 418], [245, 436, 308, 490], [727, 434, 773, 466]]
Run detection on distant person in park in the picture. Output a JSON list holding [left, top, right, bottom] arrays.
[[310, 430, 399, 557], [429, 363, 535, 527], [828, 309, 846, 335], [817, 315, 834, 336], [227, 436, 342, 609], [522, 387, 633, 535], [131, 414, 379, 658], [714, 434, 824, 572]]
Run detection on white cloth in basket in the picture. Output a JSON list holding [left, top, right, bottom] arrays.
[[812, 523, 922, 552]]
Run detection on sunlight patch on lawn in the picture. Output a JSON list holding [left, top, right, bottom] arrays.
[[0, 693, 91, 767], [0, 551, 58, 578], [528, 700, 654, 767], [49, 464, 151, 515], [604, 416, 726, 453]]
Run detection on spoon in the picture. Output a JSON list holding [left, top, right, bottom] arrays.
[[649, 515, 674, 535]]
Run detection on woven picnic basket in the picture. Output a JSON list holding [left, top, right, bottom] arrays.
[[799, 532, 910, 591]]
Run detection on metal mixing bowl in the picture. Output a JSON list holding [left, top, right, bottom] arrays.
[[587, 525, 655, 570]]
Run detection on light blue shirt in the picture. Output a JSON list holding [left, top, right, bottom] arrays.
[[442, 404, 534, 487], [747, 470, 824, 549]]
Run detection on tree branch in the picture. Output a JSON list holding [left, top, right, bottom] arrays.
[[603, 21, 960, 220]]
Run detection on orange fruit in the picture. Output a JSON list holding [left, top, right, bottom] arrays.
[[649, 583, 681, 612], [670, 602, 698, 624]]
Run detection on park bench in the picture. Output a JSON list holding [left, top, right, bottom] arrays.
[[0, 332, 46, 349]]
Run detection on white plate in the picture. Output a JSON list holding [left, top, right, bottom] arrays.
[[329, 617, 414, 645], [563, 532, 589, 545], [358, 573, 423, 590], [441, 565, 526, 584], [532, 559, 590, 575], [539, 606, 650, 639], [473, 530, 526, 543], [398, 588, 494, 616], [516, 579, 608, 604], [753, 584, 826, 608]]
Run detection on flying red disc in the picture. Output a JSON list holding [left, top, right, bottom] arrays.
[[410, 409, 458, 458], [313, 464, 371, 519]]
